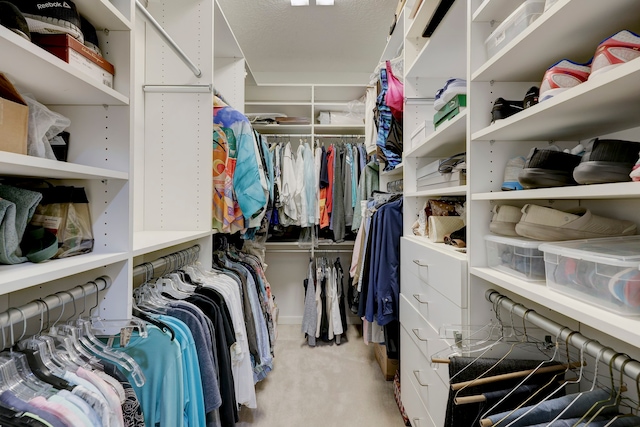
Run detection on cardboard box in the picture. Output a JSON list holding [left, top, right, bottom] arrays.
[[374, 343, 399, 381], [0, 73, 28, 155], [32, 34, 115, 88]]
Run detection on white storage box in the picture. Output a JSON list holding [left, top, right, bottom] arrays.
[[410, 121, 427, 149], [485, 0, 545, 59], [485, 235, 546, 282], [539, 236, 640, 316]]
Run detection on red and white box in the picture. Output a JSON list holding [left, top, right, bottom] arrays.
[[32, 34, 115, 88]]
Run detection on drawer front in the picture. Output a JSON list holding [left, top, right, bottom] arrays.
[[400, 276, 464, 333], [401, 325, 449, 427], [401, 237, 467, 307], [400, 294, 455, 387], [401, 362, 436, 427]]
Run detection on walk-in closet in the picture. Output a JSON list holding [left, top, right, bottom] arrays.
[[1, 0, 640, 426]]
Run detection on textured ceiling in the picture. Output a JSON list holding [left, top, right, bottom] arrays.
[[216, 0, 398, 84]]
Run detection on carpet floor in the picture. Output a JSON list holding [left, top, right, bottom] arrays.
[[237, 324, 407, 427]]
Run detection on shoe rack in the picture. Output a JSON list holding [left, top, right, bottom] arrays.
[[394, 0, 640, 425], [0, 0, 243, 332]]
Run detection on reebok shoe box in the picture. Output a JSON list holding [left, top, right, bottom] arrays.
[[0, 73, 28, 155], [32, 34, 115, 88]]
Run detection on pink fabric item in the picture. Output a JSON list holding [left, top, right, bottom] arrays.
[[385, 60, 404, 121], [77, 366, 124, 427], [30, 396, 82, 427]]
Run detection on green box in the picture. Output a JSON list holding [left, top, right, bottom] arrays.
[[434, 94, 467, 129]]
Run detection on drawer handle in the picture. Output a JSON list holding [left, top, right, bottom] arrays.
[[413, 294, 429, 304], [413, 259, 429, 268], [413, 370, 429, 387], [412, 328, 428, 342]]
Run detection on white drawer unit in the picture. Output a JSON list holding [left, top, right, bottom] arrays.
[[401, 366, 436, 427], [401, 237, 468, 307], [400, 293, 454, 386], [401, 322, 450, 427]]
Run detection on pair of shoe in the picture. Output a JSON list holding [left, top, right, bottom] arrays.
[[434, 78, 466, 111], [490, 86, 539, 123], [539, 30, 640, 102], [503, 138, 640, 189], [490, 204, 637, 241], [2, 0, 102, 55]]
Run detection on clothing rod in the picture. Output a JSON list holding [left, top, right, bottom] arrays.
[[135, 0, 202, 78], [485, 289, 640, 381], [263, 135, 364, 139], [132, 244, 201, 287], [143, 84, 212, 93], [0, 276, 110, 331], [266, 249, 354, 253]]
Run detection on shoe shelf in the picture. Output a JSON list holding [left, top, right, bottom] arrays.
[[380, 7, 404, 62], [472, 182, 640, 201], [405, 0, 440, 40], [0, 252, 128, 295], [74, 0, 132, 31], [471, 0, 640, 82], [0, 27, 129, 106], [472, 0, 523, 23], [133, 230, 213, 257], [404, 235, 467, 261], [472, 59, 640, 141], [471, 267, 640, 345], [405, 0, 466, 87], [0, 152, 128, 181], [406, 109, 467, 158], [405, 185, 467, 198]]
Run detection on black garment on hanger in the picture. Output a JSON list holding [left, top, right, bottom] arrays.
[[445, 357, 565, 427], [186, 294, 238, 427], [19, 349, 73, 391]]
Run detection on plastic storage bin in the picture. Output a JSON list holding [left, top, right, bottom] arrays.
[[485, 235, 546, 281], [539, 236, 640, 316], [485, 0, 545, 59]]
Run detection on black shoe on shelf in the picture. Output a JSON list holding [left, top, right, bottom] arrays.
[[491, 97, 524, 122], [518, 147, 582, 189], [573, 138, 640, 184], [7, 0, 83, 42], [0, 1, 31, 41]]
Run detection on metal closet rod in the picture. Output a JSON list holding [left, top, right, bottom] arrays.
[[267, 249, 353, 253], [135, 0, 202, 78], [264, 135, 363, 138], [132, 244, 201, 287], [486, 289, 640, 381], [0, 276, 111, 331]]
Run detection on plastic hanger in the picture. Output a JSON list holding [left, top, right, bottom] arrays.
[[73, 282, 146, 387]]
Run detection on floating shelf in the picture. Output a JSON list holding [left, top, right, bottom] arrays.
[[472, 182, 640, 200]]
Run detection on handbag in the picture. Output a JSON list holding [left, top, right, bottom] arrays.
[[0, 184, 58, 264], [385, 60, 404, 121], [29, 185, 94, 258], [428, 216, 465, 243]]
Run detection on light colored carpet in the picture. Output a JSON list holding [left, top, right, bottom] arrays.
[[237, 324, 407, 427]]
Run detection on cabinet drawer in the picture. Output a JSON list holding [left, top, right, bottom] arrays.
[[400, 294, 454, 386], [400, 277, 464, 332], [401, 237, 467, 307], [401, 326, 449, 427], [401, 364, 436, 427]]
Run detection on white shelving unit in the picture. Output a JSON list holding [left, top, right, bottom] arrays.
[[0, 0, 241, 335], [397, 0, 640, 425]]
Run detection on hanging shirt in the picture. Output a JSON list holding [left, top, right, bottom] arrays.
[[105, 325, 184, 427], [302, 143, 317, 227], [326, 145, 335, 219], [212, 118, 244, 234], [344, 146, 354, 228], [294, 144, 305, 226], [314, 145, 322, 225], [365, 198, 403, 326], [214, 96, 267, 223], [280, 142, 298, 224], [351, 161, 379, 231], [319, 147, 330, 229]]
